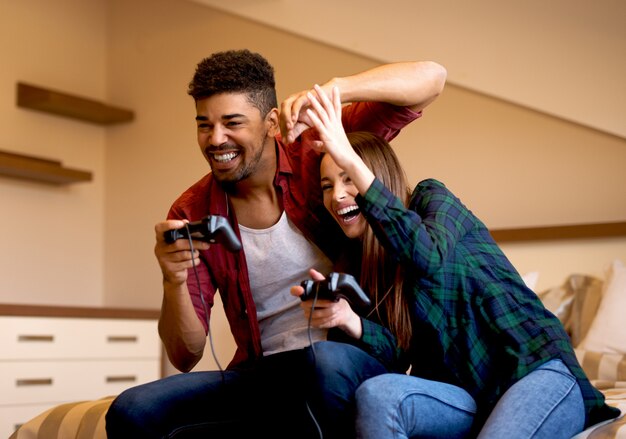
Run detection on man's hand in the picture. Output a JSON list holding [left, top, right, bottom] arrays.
[[279, 83, 334, 144], [154, 220, 210, 286]]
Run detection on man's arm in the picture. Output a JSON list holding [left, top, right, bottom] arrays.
[[281, 61, 447, 143], [325, 61, 447, 111], [155, 219, 209, 372]]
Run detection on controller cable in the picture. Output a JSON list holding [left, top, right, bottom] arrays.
[[365, 285, 393, 320], [184, 220, 321, 437], [304, 281, 388, 439], [184, 223, 225, 384], [305, 289, 324, 439]]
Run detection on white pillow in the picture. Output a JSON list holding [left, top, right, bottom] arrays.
[[579, 259, 626, 354], [521, 271, 540, 292]]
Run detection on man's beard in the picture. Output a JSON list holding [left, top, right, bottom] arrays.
[[212, 131, 268, 188]]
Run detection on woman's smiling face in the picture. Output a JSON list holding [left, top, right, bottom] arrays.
[[320, 154, 367, 239]]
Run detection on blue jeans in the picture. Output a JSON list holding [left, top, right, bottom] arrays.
[[105, 341, 386, 439], [355, 359, 584, 439]]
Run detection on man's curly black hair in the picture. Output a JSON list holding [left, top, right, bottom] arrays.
[[188, 49, 277, 117]]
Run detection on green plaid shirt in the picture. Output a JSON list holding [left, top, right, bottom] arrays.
[[355, 178, 618, 428]]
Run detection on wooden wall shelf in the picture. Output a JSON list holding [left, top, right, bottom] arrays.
[[0, 149, 92, 185], [16, 82, 134, 125], [490, 221, 626, 243]]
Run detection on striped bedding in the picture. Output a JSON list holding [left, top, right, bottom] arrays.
[[9, 393, 625, 439], [10, 274, 626, 438], [572, 383, 626, 438], [572, 350, 626, 438], [9, 397, 113, 439]]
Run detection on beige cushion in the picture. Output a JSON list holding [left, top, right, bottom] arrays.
[[580, 260, 626, 353], [537, 274, 603, 347], [575, 349, 626, 382]]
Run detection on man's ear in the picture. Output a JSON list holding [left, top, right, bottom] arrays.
[[265, 108, 280, 138]]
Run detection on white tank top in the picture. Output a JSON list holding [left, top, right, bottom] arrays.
[[239, 211, 333, 355]]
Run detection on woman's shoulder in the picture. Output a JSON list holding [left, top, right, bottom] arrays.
[[415, 178, 446, 190], [411, 178, 450, 199], [410, 179, 471, 214]]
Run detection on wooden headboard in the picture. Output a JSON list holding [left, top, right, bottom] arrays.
[[490, 221, 626, 243]]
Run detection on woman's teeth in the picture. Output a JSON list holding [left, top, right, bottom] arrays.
[[337, 205, 360, 222], [337, 205, 359, 216]]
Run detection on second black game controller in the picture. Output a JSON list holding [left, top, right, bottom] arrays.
[[164, 215, 242, 252], [300, 272, 371, 308]]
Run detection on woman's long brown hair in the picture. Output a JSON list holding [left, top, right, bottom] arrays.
[[346, 131, 413, 350]]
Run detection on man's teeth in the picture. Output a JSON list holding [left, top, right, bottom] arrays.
[[337, 205, 359, 216], [213, 152, 238, 162]]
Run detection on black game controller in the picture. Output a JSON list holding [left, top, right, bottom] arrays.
[[164, 215, 242, 252], [300, 272, 371, 308]]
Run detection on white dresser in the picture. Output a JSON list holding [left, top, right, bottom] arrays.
[[0, 304, 162, 437]]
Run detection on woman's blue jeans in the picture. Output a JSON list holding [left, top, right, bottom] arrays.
[[355, 359, 585, 439], [105, 341, 386, 439]]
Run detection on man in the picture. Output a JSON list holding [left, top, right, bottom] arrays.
[[106, 49, 446, 438]]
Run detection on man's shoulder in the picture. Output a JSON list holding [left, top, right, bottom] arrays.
[[168, 173, 218, 220], [274, 131, 321, 174], [175, 173, 213, 201]]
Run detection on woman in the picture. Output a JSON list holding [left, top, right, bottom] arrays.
[[292, 85, 620, 438]]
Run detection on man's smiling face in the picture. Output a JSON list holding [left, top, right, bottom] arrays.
[[195, 92, 273, 184]]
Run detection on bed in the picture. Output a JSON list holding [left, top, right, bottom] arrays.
[[497, 221, 626, 438], [10, 221, 626, 438]]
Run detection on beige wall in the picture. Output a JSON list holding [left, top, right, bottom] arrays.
[[1, 0, 625, 369], [193, 0, 626, 139], [0, 0, 107, 306]]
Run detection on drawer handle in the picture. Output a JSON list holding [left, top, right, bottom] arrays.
[[107, 335, 138, 343], [106, 375, 137, 383], [16, 378, 53, 386], [18, 335, 54, 342]]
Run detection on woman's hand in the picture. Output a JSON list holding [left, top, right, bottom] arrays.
[[306, 85, 376, 195], [304, 85, 360, 168], [291, 268, 363, 339], [279, 82, 333, 144]]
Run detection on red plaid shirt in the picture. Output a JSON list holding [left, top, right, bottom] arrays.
[[167, 101, 421, 369]]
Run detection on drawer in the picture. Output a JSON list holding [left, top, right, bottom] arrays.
[[0, 316, 160, 360], [0, 403, 57, 438], [0, 359, 160, 405]]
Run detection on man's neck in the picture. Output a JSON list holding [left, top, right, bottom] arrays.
[[227, 141, 282, 229]]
